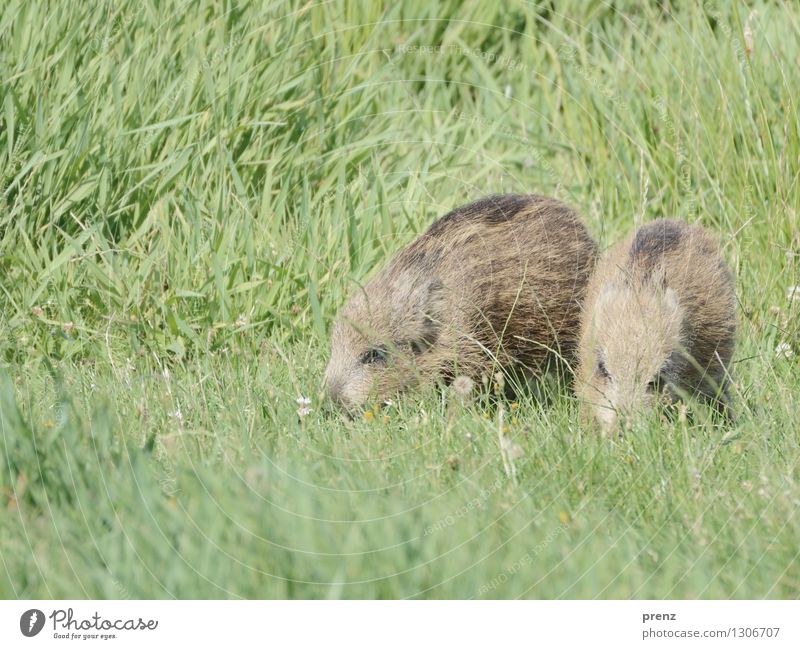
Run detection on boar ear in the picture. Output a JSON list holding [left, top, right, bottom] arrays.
[[411, 316, 439, 354], [412, 278, 444, 354], [649, 265, 669, 291], [424, 278, 445, 308]]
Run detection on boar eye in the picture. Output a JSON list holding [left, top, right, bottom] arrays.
[[360, 346, 388, 365], [596, 359, 610, 379]]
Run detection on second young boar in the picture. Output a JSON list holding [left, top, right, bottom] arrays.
[[576, 219, 736, 432]]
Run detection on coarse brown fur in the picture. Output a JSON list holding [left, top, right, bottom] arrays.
[[323, 194, 598, 408], [575, 219, 736, 433]]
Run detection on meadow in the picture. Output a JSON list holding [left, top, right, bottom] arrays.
[[1, 0, 798, 598]]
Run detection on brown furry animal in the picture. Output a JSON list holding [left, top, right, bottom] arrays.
[[575, 219, 736, 433], [323, 194, 598, 408]]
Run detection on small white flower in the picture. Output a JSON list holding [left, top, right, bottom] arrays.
[[296, 396, 312, 418], [787, 286, 800, 302], [171, 406, 183, 423], [235, 313, 247, 327], [775, 342, 793, 359]]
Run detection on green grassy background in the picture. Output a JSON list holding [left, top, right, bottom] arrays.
[[1, 0, 799, 598]]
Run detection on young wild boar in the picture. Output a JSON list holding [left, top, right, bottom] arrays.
[[323, 194, 598, 409], [575, 219, 736, 433]]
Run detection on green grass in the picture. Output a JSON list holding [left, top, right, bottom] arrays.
[[1, 0, 799, 598]]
